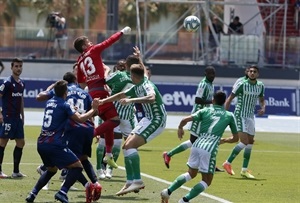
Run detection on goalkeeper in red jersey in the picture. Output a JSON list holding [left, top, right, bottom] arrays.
[[73, 26, 131, 169]]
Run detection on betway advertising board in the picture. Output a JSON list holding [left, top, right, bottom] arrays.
[[21, 80, 298, 115], [155, 83, 297, 116]]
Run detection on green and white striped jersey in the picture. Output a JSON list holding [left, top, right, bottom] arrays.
[[191, 77, 214, 113], [232, 76, 247, 89], [192, 105, 238, 153], [232, 79, 264, 118], [125, 78, 167, 124], [106, 71, 135, 120]]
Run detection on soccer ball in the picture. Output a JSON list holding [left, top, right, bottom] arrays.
[[183, 15, 201, 32]]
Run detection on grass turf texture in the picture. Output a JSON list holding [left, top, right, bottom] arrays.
[[0, 126, 299, 203]]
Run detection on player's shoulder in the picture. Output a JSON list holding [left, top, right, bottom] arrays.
[[106, 71, 123, 81], [256, 80, 264, 86]]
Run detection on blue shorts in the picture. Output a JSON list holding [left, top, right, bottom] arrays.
[[38, 142, 79, 170], [0, 117, 24, 139], [63, 126, 94, 158]]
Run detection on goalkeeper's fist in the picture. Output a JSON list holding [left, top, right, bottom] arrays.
[[121, 26, 131, 35]]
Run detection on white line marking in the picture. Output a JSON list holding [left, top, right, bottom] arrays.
[[3, 162, 232, 203]]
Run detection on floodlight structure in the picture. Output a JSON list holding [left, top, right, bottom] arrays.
[[135, 0, 290, 68]]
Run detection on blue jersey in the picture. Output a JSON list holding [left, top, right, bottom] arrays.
[[46, 83, 94, 131], [64, 83, 94, 131], [0, 76, 25, 118], [38, 96, 75, 145]]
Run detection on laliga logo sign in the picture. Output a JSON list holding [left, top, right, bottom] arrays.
[[23, 88, 45, 98]]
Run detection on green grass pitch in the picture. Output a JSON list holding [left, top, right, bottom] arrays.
[[0, 126, 299, 203]]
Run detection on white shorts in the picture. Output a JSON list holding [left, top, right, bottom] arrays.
[[236, 117, 255, 136], [131, 117, 166, 143], [54, 36, 68, 49], [187, 147, 216, 174], [114, 118, 137, 137]]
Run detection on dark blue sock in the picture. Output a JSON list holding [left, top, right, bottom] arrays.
[[77, 172, 88, 187], [81, 159, 97, 183], [0, 146, 4, 172], [32, 170, 56, 195], [40, 165, 47, 171], [13, 146, 23, 173], [61, 167, 83, 193]]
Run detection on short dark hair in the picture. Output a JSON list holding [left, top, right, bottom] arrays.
[[125, 55, 140, 68], [234, 16, 240, 21], [130, 64, 144, 78], [249, 64, 259, 72], [54, 80, 68, 97], [63, 72, 77, 84], [73, 36, 88, 53], [214, 90, 226, 106], [114, 59, 126, 72], [11, 58, 23, 67]]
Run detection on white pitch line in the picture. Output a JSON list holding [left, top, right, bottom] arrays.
[[3, 162, 232, 203], [119, 166, 233, 203]]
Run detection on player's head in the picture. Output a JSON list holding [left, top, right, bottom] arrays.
[[63, 72, 77, 84], [125, 55, 140, 71], [213, 90, 226, 106], [204, 65, 216, 82], [130, 64, 144, 84], [233, 16, 240, 23], [11, 58, 23, 77], [244, 66, 250, 78], [248, 65, 259, 81], [54, 80, 68, 98], [73, 36, 93, 53], [113, 59, 126, 72]]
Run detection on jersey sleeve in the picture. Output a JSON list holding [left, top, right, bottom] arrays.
[[232, 80, 243, 95], [124, 85, 137, 98], [191, 109, 203, 121], [94, 32, 123, 52], [259, 83, 265, 97], [195, 83, 206, 99], [144, 82, 156, 96], [0, 81, 9, 95]]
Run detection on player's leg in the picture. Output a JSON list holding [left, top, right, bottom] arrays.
[[55, 149, 85, 203], [178, 149, 214, 202], [163, 120, 200, 169], [0, 137, 9, 178], [12, 119, 26, 177], [161, 147, 201, 202], [106, 130, 122, 179], [96, 137, 106, 179], [241, 118, 256, 179], [26, 144, 58, 202], [94, 104, 120, 168], [223, 117, 248, 175], [122, 117, 165, 194]]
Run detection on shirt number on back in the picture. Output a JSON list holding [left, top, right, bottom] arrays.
[[43, 110, 53, 128], [80, 57, 96, 77]]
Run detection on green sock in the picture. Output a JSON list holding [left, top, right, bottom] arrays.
[[112, 142, 121, 162], [168, 140, 191, 157], [124, 156, 134, 181], [243, 145, 252, 168], [227, 143, 244, 163], [96, 145, 105, 170], [169, 174, 187, 193], [185, 182, 206, 201], [128, 152, 141, 180]]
